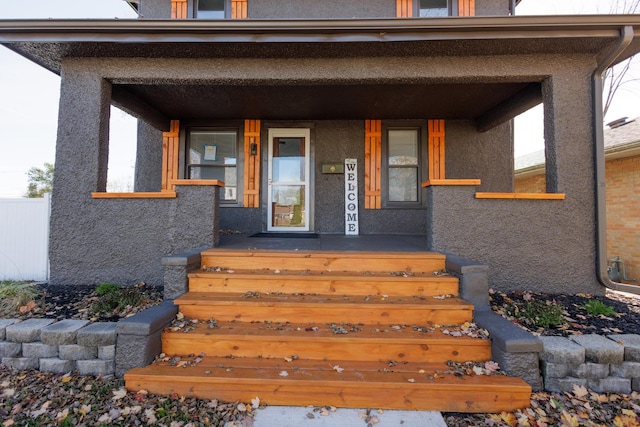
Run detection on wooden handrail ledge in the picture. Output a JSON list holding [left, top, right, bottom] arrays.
[[422, 179, 481, 187], [475, 192, 565, 200], [92, 191, 177, 199]]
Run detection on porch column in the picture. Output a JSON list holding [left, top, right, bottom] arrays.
[[134, 121, 163, 192], [542, 70, 595, 196], [53, 60, 111, 196]]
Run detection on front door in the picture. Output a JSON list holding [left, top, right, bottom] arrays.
[[267, 128, 310, 231]]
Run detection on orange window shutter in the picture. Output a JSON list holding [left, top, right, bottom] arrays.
[[458, 0, 475, 16], [161, 120, 180, 191], [396, 0, 413, 17], [232, 0, 248, 19], [365, 120, 382, 209], [243, 119, 261, 208], [171, 0, 188, 19], [428, 120, 446, 181]]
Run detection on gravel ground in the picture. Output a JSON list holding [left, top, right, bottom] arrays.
[[1, 285, 639, 426]]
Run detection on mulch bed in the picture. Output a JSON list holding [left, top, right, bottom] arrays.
[[490, 288, 640, 336], [1, 284, 640, 426], [5, 283, 164, 323]]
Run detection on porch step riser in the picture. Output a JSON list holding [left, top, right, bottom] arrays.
[[125, 368, 530, 412], [177, 305, 473, 325], [200, 251, 445, 274], [188, 275, 459, 297], [161, 336, 491, 363]]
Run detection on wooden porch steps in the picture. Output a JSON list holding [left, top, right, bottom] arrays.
[[126, 357, 530, 413], [125, 249, 531, 413], [174, 292, 473, 325]]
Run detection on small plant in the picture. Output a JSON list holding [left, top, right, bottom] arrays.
[[91, 284, 145, 314], [521, 300, 565, 329], [95, 282, 119, 296], [0, 281, 41, 315], [582, 300, 617, 317]]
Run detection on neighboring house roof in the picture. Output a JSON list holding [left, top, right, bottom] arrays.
[[515, 117, 640, 175]]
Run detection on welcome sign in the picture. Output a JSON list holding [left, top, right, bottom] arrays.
[[345, 159, 359, 235]]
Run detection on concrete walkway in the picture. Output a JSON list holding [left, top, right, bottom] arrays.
[[249, 406, 447, 427]]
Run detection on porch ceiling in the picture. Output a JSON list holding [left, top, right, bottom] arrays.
[[117, 82, 534, 121]]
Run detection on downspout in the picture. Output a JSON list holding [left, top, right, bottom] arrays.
[[592, 25, 640, 295]]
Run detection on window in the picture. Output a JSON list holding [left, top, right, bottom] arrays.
[[385, 129, 422, 206], [196, 0, 225, 19], [419, 0, 449, 17], [187, 130, 238, 202]]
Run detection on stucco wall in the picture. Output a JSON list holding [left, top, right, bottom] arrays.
[[134, 121, 163, 192], [446, 121, 513, 192], [248, 0, 394, 19], [50, 61, 219, 286], [475, 0, 511, 16], [139, 0, 171, 19], [428, 63, 600, 294], [427, 186, 601, 294], [137, 0, 511, 19]]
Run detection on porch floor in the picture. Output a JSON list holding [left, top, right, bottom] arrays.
[[218, 233, 428, 252]]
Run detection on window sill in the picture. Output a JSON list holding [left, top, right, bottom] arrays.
[[475, 192, 565, 200], [422, 179, 481, 187], [91, 192, 177, 199]]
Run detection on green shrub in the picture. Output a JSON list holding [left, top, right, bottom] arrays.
[[92, 285, 145, 314], [95, 282, 119, 296], [582, 300, 617, 317], [0, 281, 40, 315], [521, 300, 565, 329]]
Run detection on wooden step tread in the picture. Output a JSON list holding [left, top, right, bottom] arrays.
[[190, 269, 454, 280], [200, 249, 446, 259], [200, 249, 446, 273], [125, 360, 531, 412], [150, 355, 452, 373], [175, 292, 469, 308], [164, 319, 488, 341], [188, 271, 458, 297], [162, 321, 491, 363], [174, 292, 473, 325]]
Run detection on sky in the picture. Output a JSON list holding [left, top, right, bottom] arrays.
[[0, 0, 639, 196]]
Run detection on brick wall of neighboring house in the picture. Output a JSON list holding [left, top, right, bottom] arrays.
[[514, 172, 546, 193], [606, 153, 640, 282], [515, 154, 640, 283]]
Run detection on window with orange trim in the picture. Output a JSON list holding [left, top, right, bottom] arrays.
[[418, 0, 454, 17], [186, 128, 240, 202], [382, 122, 428, 208]]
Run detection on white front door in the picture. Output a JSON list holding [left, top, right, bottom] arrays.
[[267, 128, 311, 232]]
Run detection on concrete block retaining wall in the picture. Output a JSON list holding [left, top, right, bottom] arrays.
[[0, 301, 177, 378], [540, 334, 640, 393], [0, 318, 116, 376]]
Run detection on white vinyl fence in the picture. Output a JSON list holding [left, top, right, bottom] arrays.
[[0, 194, 50, 281]]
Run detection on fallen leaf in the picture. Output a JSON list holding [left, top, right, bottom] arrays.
[[251, 396, 260, 409], [572, 384, 588, 398], [112, 387, 127, 400]]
